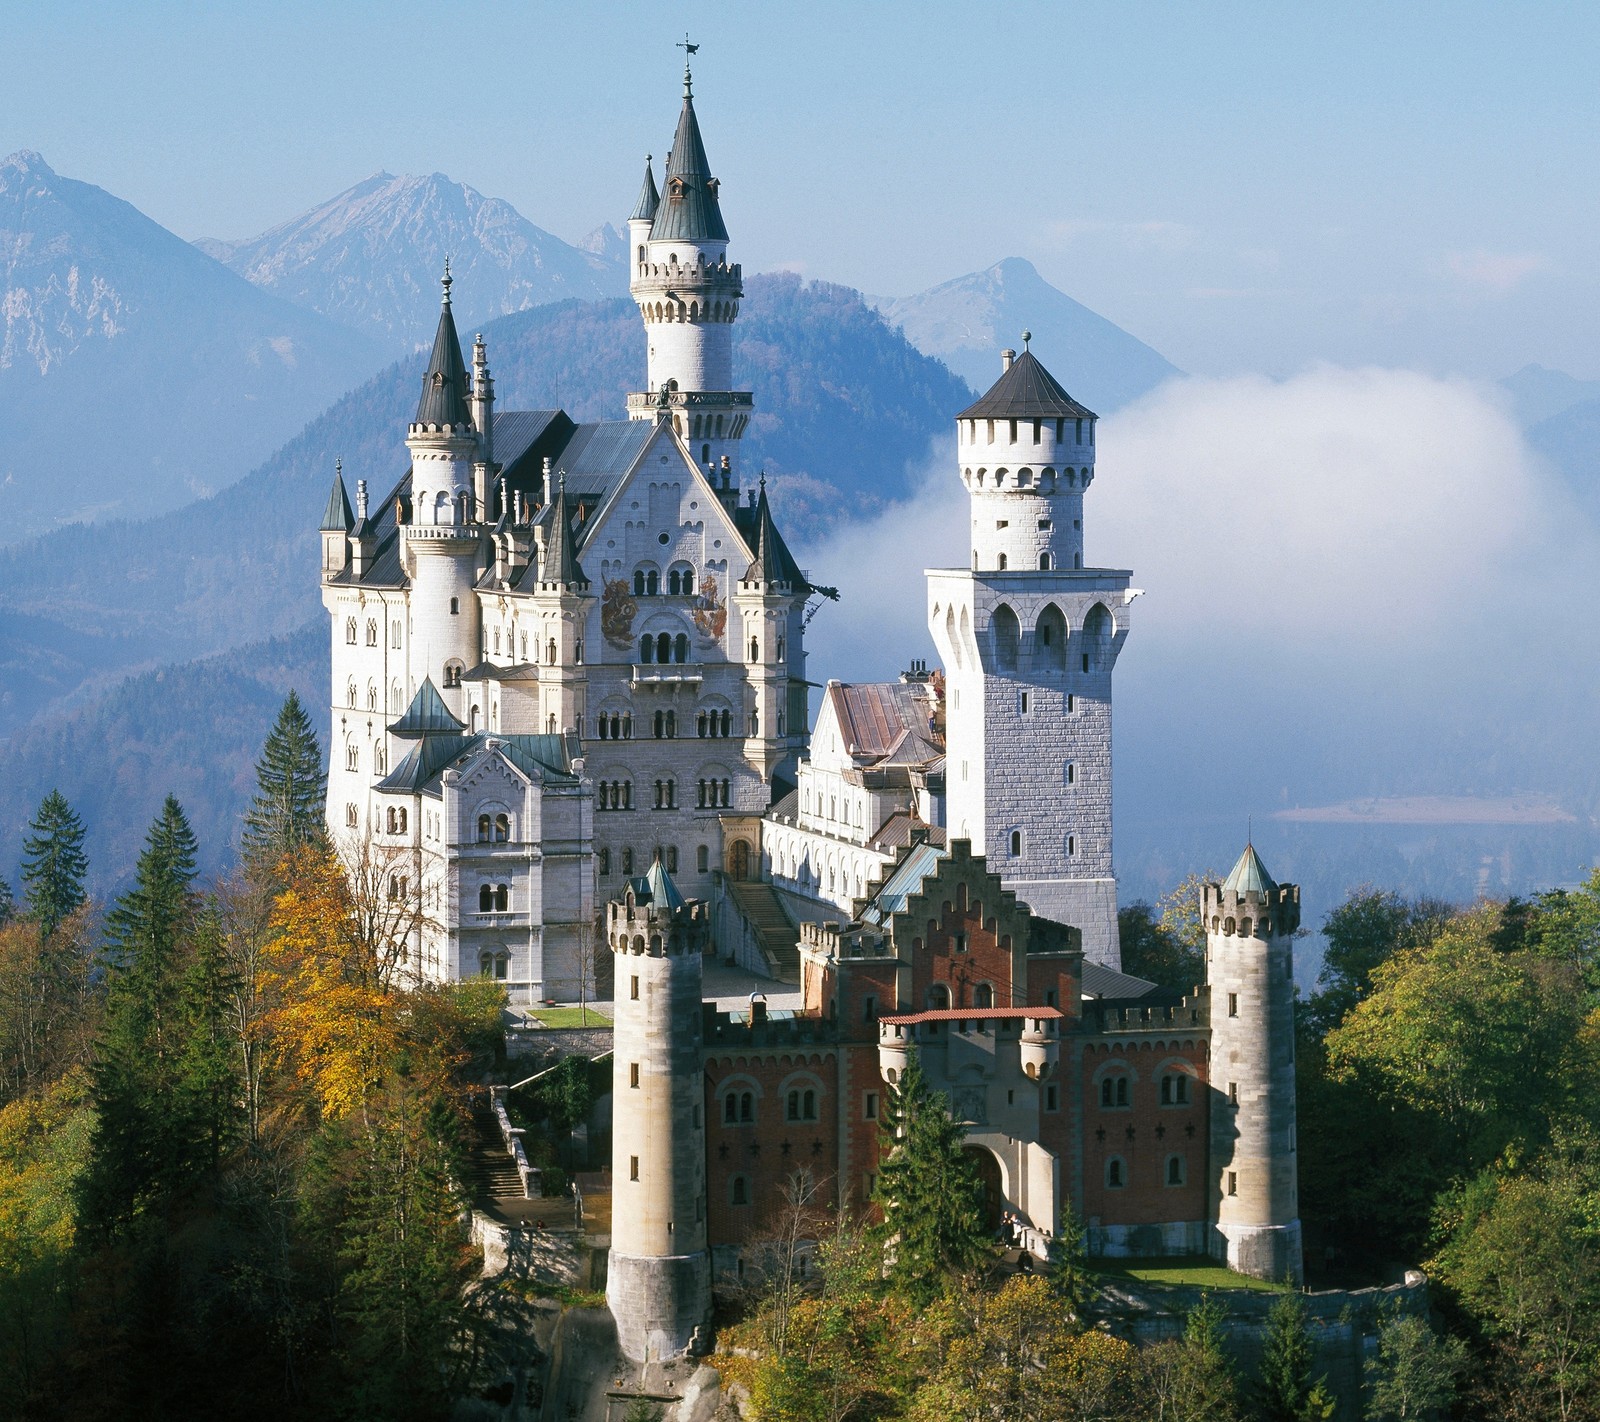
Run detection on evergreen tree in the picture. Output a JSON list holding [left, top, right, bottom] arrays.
[[242, 691, 327, 868], [179, 903, 242, 1173], [1254, 1287, 1334, 1422], [873, 1052, 988, 1304], [1049, 1202, 1096, 1320], [1170, 1292, 1241, 1421], [80, 796, 203, 1234], [19, 790, 89, 937]]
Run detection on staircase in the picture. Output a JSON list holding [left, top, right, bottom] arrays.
[[726, 880, 801, 983], [466, 1102, 526, 1209]]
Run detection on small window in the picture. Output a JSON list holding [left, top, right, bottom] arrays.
[[1229, 1081, 1239, 1105], [630, 1062, 640, 1089], [1009, 830, 1022, 857], [630, 1156, 640, 1182], [1067, 835, 1076, 856], [1066, 763, 1076, 785], [864, 1092, 878, 1120], [1227, 1170, 1238, 1197], [630, 975, 640, 1001], [450, 597, 460, 615], [344, 617, 357, 644], [953, 932, 968, 954], [1167, 1154, 1186, 1187], [730, 1175, 749, 1206], [1228, 992, 1239, 1018], [1106, 1157, 1125, 1189], [1045, 1083, 1059, 1111], [1043, 988, 1058, 1008], [1020, 692, 1030, 714], [697, 844, 709, 873], [863, 994, 877, 1022], [345, 803, 358, 828]]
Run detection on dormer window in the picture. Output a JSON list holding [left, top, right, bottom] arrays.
[[668, 176, 687, 197], [707, 177, 720, 196]]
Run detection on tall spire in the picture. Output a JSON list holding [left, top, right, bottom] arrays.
[[651, 67, 728, 243], [414, 261, 472, 429], [631, 154, 660, 223], [539, 472, 588, 588], [743, 474, 800, 586], [320, 459, 353, 532]]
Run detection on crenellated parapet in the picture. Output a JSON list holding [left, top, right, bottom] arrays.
[[1201, 880, 1300, 938], [607, 893, 710, 957]]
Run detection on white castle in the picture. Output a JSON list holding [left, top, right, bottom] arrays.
[[318, 63, 1132, 992]]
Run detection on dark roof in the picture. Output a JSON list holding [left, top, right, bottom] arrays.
[[538, 476, 589, 587], [414, 276, 473, 429], [957, 349, 1096, 422], [734, 487, 807, 590], [1081, 961, 1165, 1000], [631, 157, 660, 223], [867, 813, 947, 854], [324, 470, 411, 590], [377, 732, 577, 795], [320, 470, 353, 532], [389, 678, 465, 738], [650, 88, 728, 244], [631, 857, 686, 911]]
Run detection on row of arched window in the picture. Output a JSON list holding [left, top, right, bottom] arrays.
[[1102, 1154, 1186, 1189], [598, 845, 709, 877], [478, 951, 509, 981], [633, 564, 699, 597], [717, 1081, 823, 1126], [475, 812, 511, 842], [1099, 1070, 1194, 1109], [962, 416, 1092, 446], [640, 631, 692, 664], [385, 807, 408, 834], [477, 884, 509, 912]]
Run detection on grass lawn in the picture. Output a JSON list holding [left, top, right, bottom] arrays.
[[1091, 1256, 1281, 1292], [524, 1007, 612, 1028]]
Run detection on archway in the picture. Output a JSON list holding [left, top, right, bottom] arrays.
[[730, 840, 751, 881], [963, 1146, 1004, 1232]]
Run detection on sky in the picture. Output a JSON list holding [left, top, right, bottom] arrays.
[[6, 0, 1600, 380]]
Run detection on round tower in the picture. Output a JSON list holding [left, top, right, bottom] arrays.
[[1205, 843, 1302, 1284], [956, 337, 1097, 575], [626, 64, 751, 485], [404, 267, 484, 707], [607, 860, 711, 1363]]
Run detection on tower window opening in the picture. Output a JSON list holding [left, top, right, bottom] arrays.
[[1033, 417, 1042, 443], [630, 1156, 639, 1182], [1228, 1081, 1239, 1104], [1039, 553, 1051, 570], [629, 1062, 640, 1088], [730, 1176, 749, 1205], [1106, 1157, 1125, 1189], [1167, 1155, 1186, 1186], [1228, 992, 1239, 1018], [1067, 835, 1076, 855], [1066, 763, 1076, 784], [450, 598, 459, 615], [998, 553, 1008, 570], [1009, 830, 1022, 857], [1227, 1170, 1238, 1197]]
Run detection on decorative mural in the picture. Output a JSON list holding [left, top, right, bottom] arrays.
[[601, 579, 637, 648], [693, 573, 727, 642]]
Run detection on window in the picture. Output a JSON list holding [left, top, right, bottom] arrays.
[[974, 983, 994, 1009], [345, 803, 358, 828], [629, 1063, 640, 1089], [723, 1090, 755, 1125], [622, 848, 635, 875], [863, 994, 878, 1022], [666, 846, 678, 873], [1228, 992, 1238, 1017], [630, 975, 639, 1001], [1106, 1157, 1125, 1189], [494, 952, 508, 980], [477, 814, 491, 843], [749, 637, 759, 662], [1167, 1155, 1187, 1187], [450, 597, 460, 615], [344, 617, 357, 644], [1228, 1081, 1239, 1105], [787, 1089, 818, 1122], [1066, 762, 1076, 785], [599, 848, 611, 876], [1227, 1170, 1238, 1197], [697, 844, 709, 873], [630, 1156, 640, 1182], [495, 814, 510, 842], [444, 661, 463, 688], [675, 633, 689, 663], [1009, 830, 1022, 857], [1161, 1073, 1191, 1106], [730, 1175, 749, 1206], [1100, 1076, 1130, 1109], [1045, 1083, 1059, 1111], [640, 634, 653, 664], [953, 932, 968, 954], [1020, 692, 1030, 714], [346, 744, 359, 771], [864, 1092, 878, 1120], [1067, 835, 1076, 856], [365, 619, 378, 646], [1038, 553, 1051, 570]]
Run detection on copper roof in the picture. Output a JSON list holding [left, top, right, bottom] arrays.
[[828, 681, 944, 767]]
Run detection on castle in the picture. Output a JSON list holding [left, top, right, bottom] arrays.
[[318, 64, 1302, 1364]]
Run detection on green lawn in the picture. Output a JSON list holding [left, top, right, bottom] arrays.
[[523, 1007, 612, 1028], [1091, 1256, 1281, 1292]]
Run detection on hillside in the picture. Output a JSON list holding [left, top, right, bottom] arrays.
[[0, 274, 970, 737], [0, 150, 387, 542], [198, 171, 627, 348], [878, 256, 1180, 412]]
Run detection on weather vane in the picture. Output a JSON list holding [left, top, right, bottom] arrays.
[[677, 33, 699, 56]]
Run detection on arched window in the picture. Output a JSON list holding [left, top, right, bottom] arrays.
[[674, 633, 689, 663], [730, 1176, 749, 1206], [930, 984, 951, 1011], [1009, 829, 1022, 857], [494, 814, 510, 842], [479, 884, 493, 912], [749, 636, 759, 662], [640, 634, 653, 664], [992, 604, 1021, 669], [1039, 552, 1052, 570], [477, 814, 491, 843], [345, 617, 357, 644], [656, 632, 671, 664], [444, 661, 464, 688], [366, 619, 378, 646], [697, 844, 709, 873], [547, 638, 558, 665], [647, 570, 659, 596], [997, 553, 1008, 570], [1106, 1157, 1126, 1189], [1082, 602, 1113, 673], [1161, 1072, 1191, 1106], [493, 952, 508, 981], [1166, 1155, 1186, 1186], [974, 983, 994, 1009]]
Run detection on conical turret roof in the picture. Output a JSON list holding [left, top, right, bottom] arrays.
[[741, 477, 805, 587], [631, 156, 660, 223], [957, 348, 1096, 422], [643, 855, 686, 911], [390, 677, 466, 738], [650, 80, 728, 243], [414, 268, 473, 429], [320, 467, 353, 532], [538, 475, 589, 587], [1222, 843, 1277, 896]]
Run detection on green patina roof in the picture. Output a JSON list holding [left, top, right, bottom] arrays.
[[1223, 843, 1277, 896], [320, 468, 353, 532], [389, 677, 465, 739]]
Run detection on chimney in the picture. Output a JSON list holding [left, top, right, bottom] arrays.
[[355, 480, 369, 522], [1001, 348, 1016, 373]]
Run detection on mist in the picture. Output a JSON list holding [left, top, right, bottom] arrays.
[[801, 366, 1600, 919]]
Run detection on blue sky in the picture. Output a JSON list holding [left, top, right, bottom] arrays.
[[7, 0, 1598, 378]]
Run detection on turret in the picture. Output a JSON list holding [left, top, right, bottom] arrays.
[[529, 474, 593, 736], [1205, 844, 1302, 1284], [320, 460, 353, 577], [607, 860, 712, 1362], [626, 62, 752, 484], [955, 335, 1097, 575]]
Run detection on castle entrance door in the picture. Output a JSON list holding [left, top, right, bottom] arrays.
[[963, 1146, 1004, 1232], [730, 840, 750, 880]]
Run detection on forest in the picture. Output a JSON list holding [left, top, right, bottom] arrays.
[[0, 692, 1597, 1419]]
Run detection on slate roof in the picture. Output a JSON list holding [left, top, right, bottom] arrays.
[[414, 277, 473, 429], [320, 470, 353, 532], [858, 842, 947, 928], [650, 86, 729, 244], [631, 857, 686, 911], [733, 493, 807, 590], [539, 475, 589, 587], [389, 678, 465, 738], [1223, 843, 1277, 896], [867, 813, 947, 854], [376, 732, 576, 796], [631, 157, 660, 223], [1080, 961, 1165, 1000], [958, 349, 1096, 422]]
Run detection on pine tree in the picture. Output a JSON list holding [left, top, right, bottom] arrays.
[[19, 790, 88, 937], [1172, 1292, 1241, 1421], [1049, 1203, 1096, 1320], [242, 690, 327, 869], [1254, 1287, 1334, 1422], [873, 1051, 989, 1304], [80, 796, 204, 1234]]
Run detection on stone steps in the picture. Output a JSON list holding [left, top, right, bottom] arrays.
[[725, 880, 801, 982]]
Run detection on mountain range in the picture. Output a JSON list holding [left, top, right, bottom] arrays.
[[0, 150, 388, 542], [196, 171, 629, 348]]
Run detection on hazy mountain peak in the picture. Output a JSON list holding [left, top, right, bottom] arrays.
[[204, 171, 630, 348], [1499, 362, 1600, 429], [2, 149, 55, 180], [877, 256, 1180, 413]]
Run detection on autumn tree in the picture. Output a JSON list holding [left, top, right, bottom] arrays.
[[1142, 1291, 1242, 1422], [873, 1052, 989, 1304], [242, 690, 327, 871], [20, 790, 89, 939], [0, 907, 98, 1106], [1363, 1310, 1466, 1422]]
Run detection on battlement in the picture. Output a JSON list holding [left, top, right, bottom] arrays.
[[1082, 989, 1209, 1036], [1202, 881, 1301, 937], [632, 257, 742, 288], [607, 895, 710, 957], [702, 1005, 840, 1048]]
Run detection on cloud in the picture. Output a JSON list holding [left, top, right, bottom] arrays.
[[1442, 248, 1549, 293], [1044, 218, 1197, 254]]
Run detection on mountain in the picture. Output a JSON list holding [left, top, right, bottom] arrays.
[[0, 275, 970, 740], [1527, 396, 1600, 521], [1499, 363, 1600, 429], [199, 172, 628, 348], [0, 150, 387, 542], [877, 256, 1181, 412]]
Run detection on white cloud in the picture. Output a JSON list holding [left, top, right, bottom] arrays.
[[1442, 248, 1549, 293]]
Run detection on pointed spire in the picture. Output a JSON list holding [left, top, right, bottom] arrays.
[[1222, 842, 1277, 897], [539, 471, 588, 588], [743, 473, 789, 585], [631, 154, 660, 223], [414, 261, 472, 429], [644, 853, 686, 912], [651, 74, 728, 243], [320, 459, 353, 532], [390, 677, 466, 739]]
